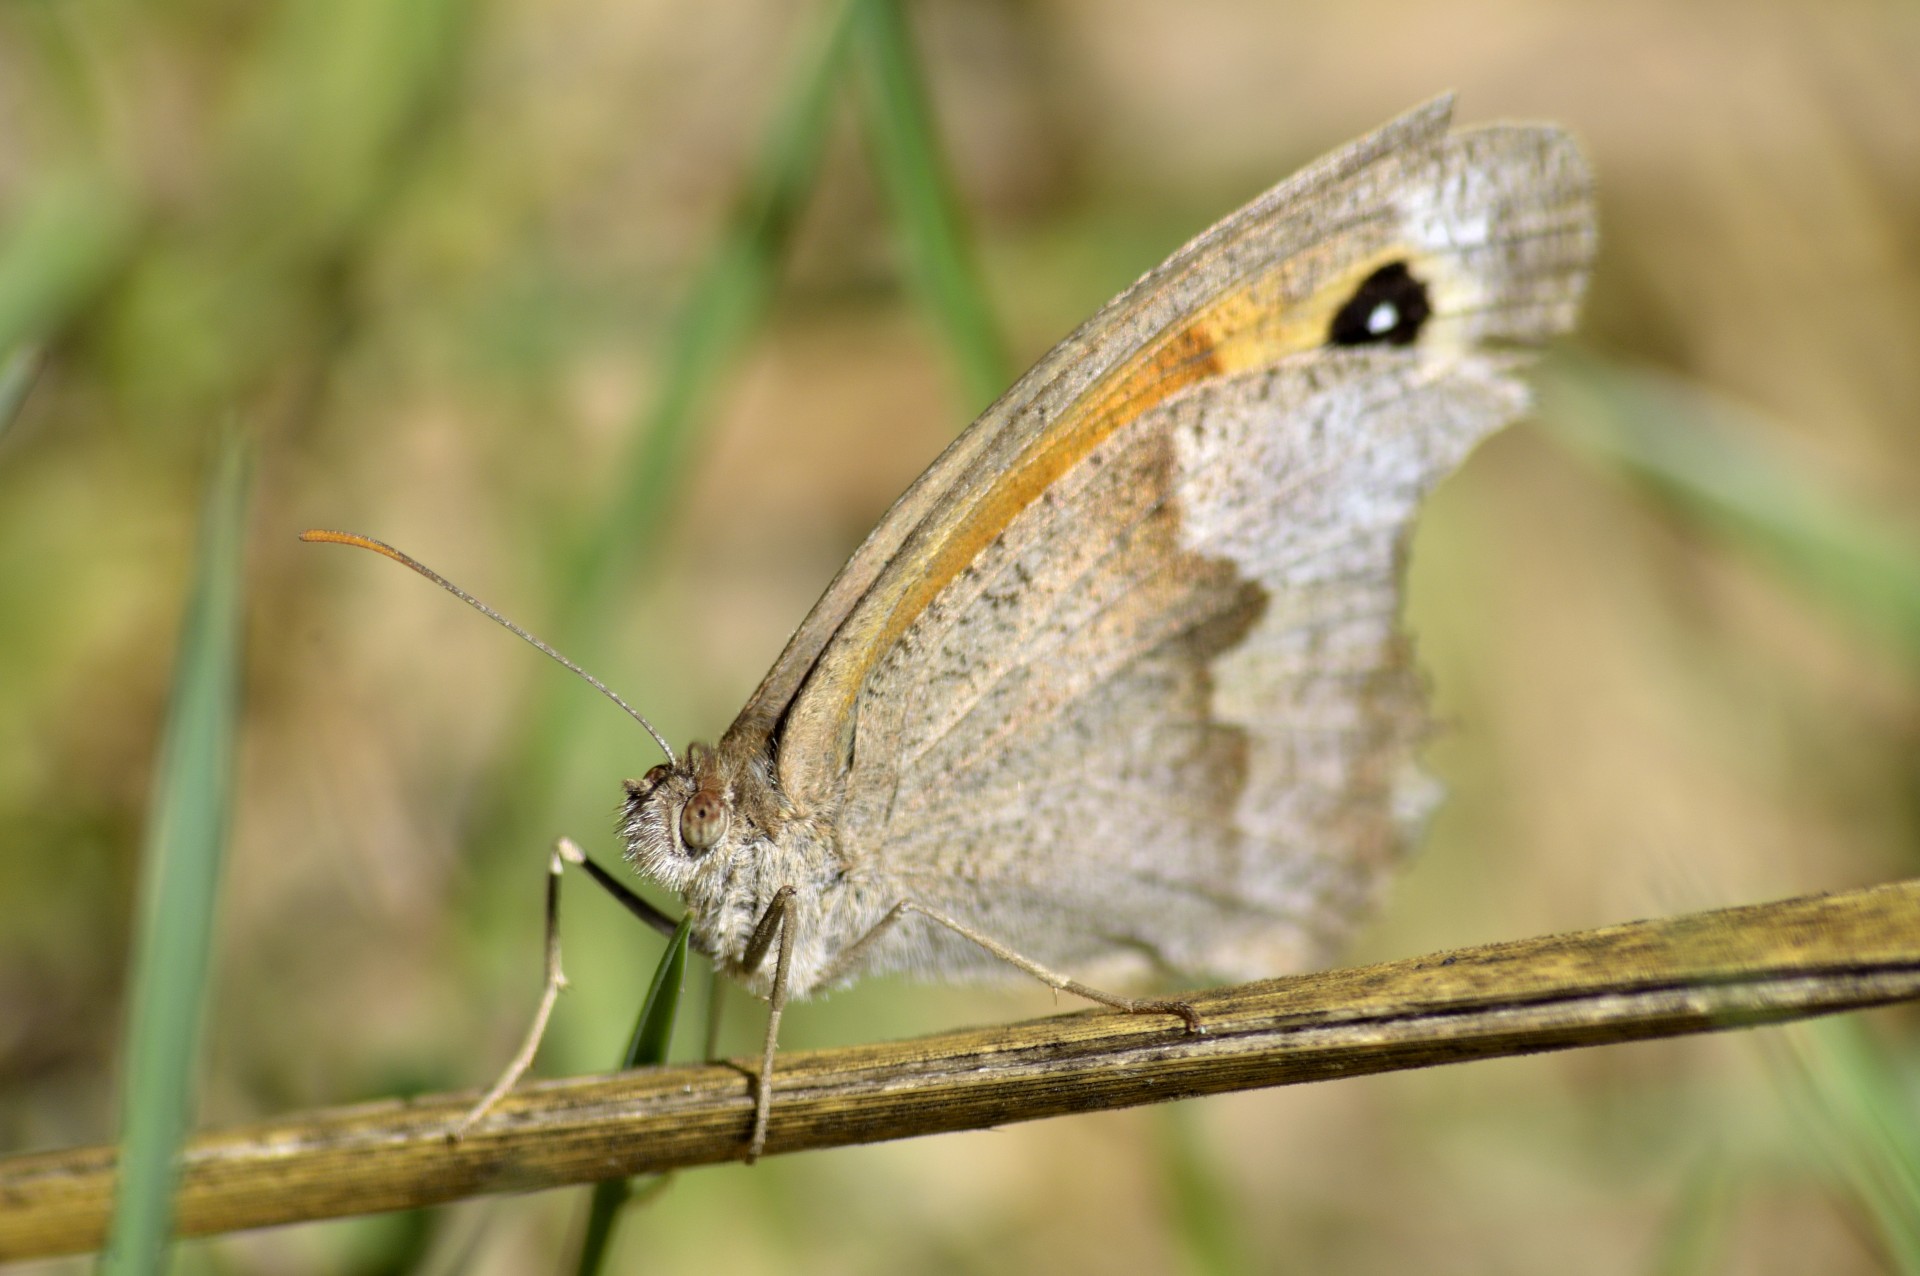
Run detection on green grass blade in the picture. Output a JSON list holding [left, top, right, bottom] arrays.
[[476, 0, 862, 861], [0, 344, 42, 447], [233, 0, 482, 273], [852, 0, 1011, 412], [100, 430, 254, 1275], [571, 915, 693, 1276], [622, 916, 693, 1070], [1156, 1105, 1252, 1276], [1648, 1153, 1731, 1276], [0, 169, 138, 358], [1538, 355, 1920, 665], [558, 1, 861, 622], [1777, 1020, 1920, 1274]]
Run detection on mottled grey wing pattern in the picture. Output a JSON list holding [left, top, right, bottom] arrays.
[[849, 354, 1529, 981], [759, 101, 1595, 985]]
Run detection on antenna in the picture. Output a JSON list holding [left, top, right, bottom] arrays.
[[300, 529, 676, 767]]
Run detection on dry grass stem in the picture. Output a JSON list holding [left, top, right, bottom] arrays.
[[3, 879, 1916, 1262]]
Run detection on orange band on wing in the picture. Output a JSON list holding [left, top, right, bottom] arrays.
[[835, 247, 1407, 703]]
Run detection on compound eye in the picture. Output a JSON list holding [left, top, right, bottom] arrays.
[[679, 789, 729, 852]]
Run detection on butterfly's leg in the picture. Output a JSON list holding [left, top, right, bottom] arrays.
[[812, 899, 913, 986], [452, 838, 678, 1140], [824, 900, 1202, 1034], [740, 885, 798, 1162], [449, 841, 571, 1139]]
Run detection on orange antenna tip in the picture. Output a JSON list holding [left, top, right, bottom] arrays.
[[301, 529, 415, 568]]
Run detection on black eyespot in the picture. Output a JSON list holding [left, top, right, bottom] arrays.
[[1327, 261, 1431, 347]]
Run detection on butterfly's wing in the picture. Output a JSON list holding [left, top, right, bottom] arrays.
[[726, 96, 1462, 751], [728, 97, 1595, 981]]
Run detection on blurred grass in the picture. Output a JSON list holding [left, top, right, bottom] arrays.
[[1651, 1154, 1732, 1276], [852, 0, 1012, 410], [1539, 358, 1920, 1275], [1158, 1106, 1253, 1276], [0, 169, 137, 363], [0, 346, 41, 446], [471, 0, 862, 895], [1778, 1019, 1920, 1274], [1540, 357, 1920, 667], [554, 2, 859, 617], [100, 431, 251, 1274]]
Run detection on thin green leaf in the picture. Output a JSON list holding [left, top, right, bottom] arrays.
[[624, 916, 692, 1069], [1777, 1020, 1920, 1274], [236, 0, 480, 256], [1156, 1105, 1252, 1276], [100, 429, 253, 1275], [0, 345, 42, 447], [1538, 355, 1920, 664], [1648, 1152, 1731, 1276], [852, 0, 1011, 412], [572, 915, 692, 1276], [484, 1, 861, 846], [559, 0, 862, 623], [0, 170, 138, 358]]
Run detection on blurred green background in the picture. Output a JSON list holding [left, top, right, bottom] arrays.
[[3, 0, 1919, 1272]]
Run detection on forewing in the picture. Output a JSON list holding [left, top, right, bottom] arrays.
[[761, 104, 1595, 981], [725, 95, 1462, 757]]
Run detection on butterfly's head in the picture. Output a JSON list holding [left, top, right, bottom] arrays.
[[619, 741, 747, 896]]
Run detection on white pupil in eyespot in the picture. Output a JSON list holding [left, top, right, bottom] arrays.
[[1366, 301, 1398, 335]]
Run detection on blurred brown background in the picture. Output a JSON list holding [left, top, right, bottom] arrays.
[[2, 0, 1918, 1272]]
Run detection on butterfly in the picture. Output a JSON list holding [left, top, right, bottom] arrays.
[[308, 92, 1596, 1162]]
